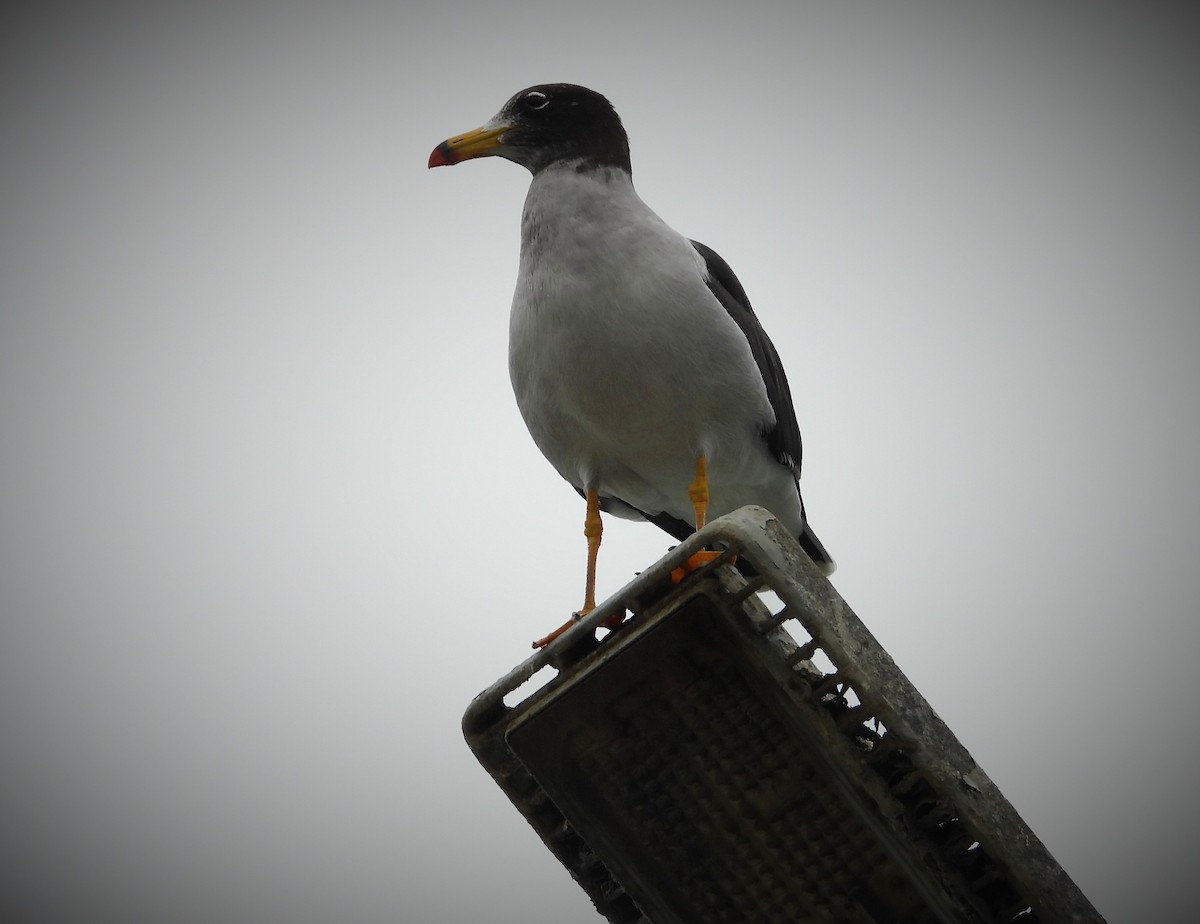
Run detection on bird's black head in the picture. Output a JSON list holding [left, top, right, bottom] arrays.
[[429, 84, 631, 176]]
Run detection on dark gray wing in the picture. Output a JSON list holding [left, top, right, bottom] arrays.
[[691, 241, 836, 574], [691, 239, 801, 474]]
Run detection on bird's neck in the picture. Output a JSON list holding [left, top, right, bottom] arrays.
[[526, 160, 638, 206], [520, 163, 648, 253]]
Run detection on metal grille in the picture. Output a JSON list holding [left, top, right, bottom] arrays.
[[507, 595, 938, 924], [463, 506, 1105, 924]]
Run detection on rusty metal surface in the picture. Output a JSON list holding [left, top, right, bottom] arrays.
[[462, 506, 1105, 924]]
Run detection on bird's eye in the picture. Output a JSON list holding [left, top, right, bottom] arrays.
[[523, 91, 550, 110]]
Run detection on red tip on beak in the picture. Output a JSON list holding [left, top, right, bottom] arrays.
[[427, 124, 509, 169]]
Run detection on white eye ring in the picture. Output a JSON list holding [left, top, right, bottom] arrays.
[[524, 91, 549, 110]]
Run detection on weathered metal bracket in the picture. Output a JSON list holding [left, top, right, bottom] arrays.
[[463, 506, 1105, 924]]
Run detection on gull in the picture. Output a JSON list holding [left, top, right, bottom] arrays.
[[429, 84, 833, 646]]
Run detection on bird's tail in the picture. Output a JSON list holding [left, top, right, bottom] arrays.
[[799, 525, 836, 576], [631, 500, 835, 577]]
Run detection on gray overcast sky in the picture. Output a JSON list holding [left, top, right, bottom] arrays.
[[2, 1, 1197, 921]]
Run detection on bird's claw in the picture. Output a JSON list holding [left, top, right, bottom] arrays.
[[670, 549, 734, 584], [532, 616, 577, 649], [531, 607, 628, 649]]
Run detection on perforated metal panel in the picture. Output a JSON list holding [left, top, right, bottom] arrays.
[[463, 507, 1105, 924]]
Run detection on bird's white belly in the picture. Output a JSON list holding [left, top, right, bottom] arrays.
[[506, 165, 805, 532], [509, 247, 792, 525]]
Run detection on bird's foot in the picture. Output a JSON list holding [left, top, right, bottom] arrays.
[[532, 615, 576, 649], [531, 608, 627, 649], [670, 549, 735, 583]]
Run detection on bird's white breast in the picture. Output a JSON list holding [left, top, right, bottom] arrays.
[[508, 164, 786, 521]]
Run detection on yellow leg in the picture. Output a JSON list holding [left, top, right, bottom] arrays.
[[580, 486, 602, 616], [532, 488, 605, 649], [672, 454, 731, 583], [687, 455, 709, 531]]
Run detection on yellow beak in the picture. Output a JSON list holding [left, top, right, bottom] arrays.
[[428, 124, 510, 168]]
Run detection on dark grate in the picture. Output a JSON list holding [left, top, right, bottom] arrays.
[[463, 506, 1105, 924], [506, 594, 939, 924]]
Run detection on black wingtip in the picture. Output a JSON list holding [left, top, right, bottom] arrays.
[[800, 526, 836, 576]]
